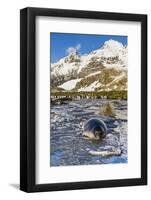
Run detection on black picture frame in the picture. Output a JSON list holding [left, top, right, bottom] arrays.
[[20, 7, 147, 192]]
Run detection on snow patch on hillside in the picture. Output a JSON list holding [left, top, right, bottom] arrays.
[[86, 71, 101, 78], [58, 78, 82, 90]]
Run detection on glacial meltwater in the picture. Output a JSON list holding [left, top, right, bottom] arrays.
[[50, 99, 127, 166]]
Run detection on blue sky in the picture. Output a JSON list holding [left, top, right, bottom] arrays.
[[50, 32, 127, 63]]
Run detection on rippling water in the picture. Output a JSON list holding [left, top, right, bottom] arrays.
[[50, 99, 127, 166]]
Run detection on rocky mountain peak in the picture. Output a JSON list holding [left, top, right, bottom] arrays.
[[51, 39, 127, 92], [103, 39, 124, 50]]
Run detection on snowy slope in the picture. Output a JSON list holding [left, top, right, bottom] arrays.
[[58, 78, 82, 90]]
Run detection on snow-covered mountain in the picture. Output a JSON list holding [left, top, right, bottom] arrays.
[[51, 39, 127, 92]]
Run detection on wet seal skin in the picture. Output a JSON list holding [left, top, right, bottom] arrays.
[[82, 118, 107, 141], [82, 118, 121, 156]]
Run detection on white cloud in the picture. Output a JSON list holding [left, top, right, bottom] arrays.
[[66, 44, 81, 54]]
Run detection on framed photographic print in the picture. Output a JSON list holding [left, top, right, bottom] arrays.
[[20, 7, 147, 192]]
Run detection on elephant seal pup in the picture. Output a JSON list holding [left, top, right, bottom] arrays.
[[82, 118, 107, 141]]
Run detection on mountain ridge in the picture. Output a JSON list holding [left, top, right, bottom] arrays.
[[51, 39, 127, 92]]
